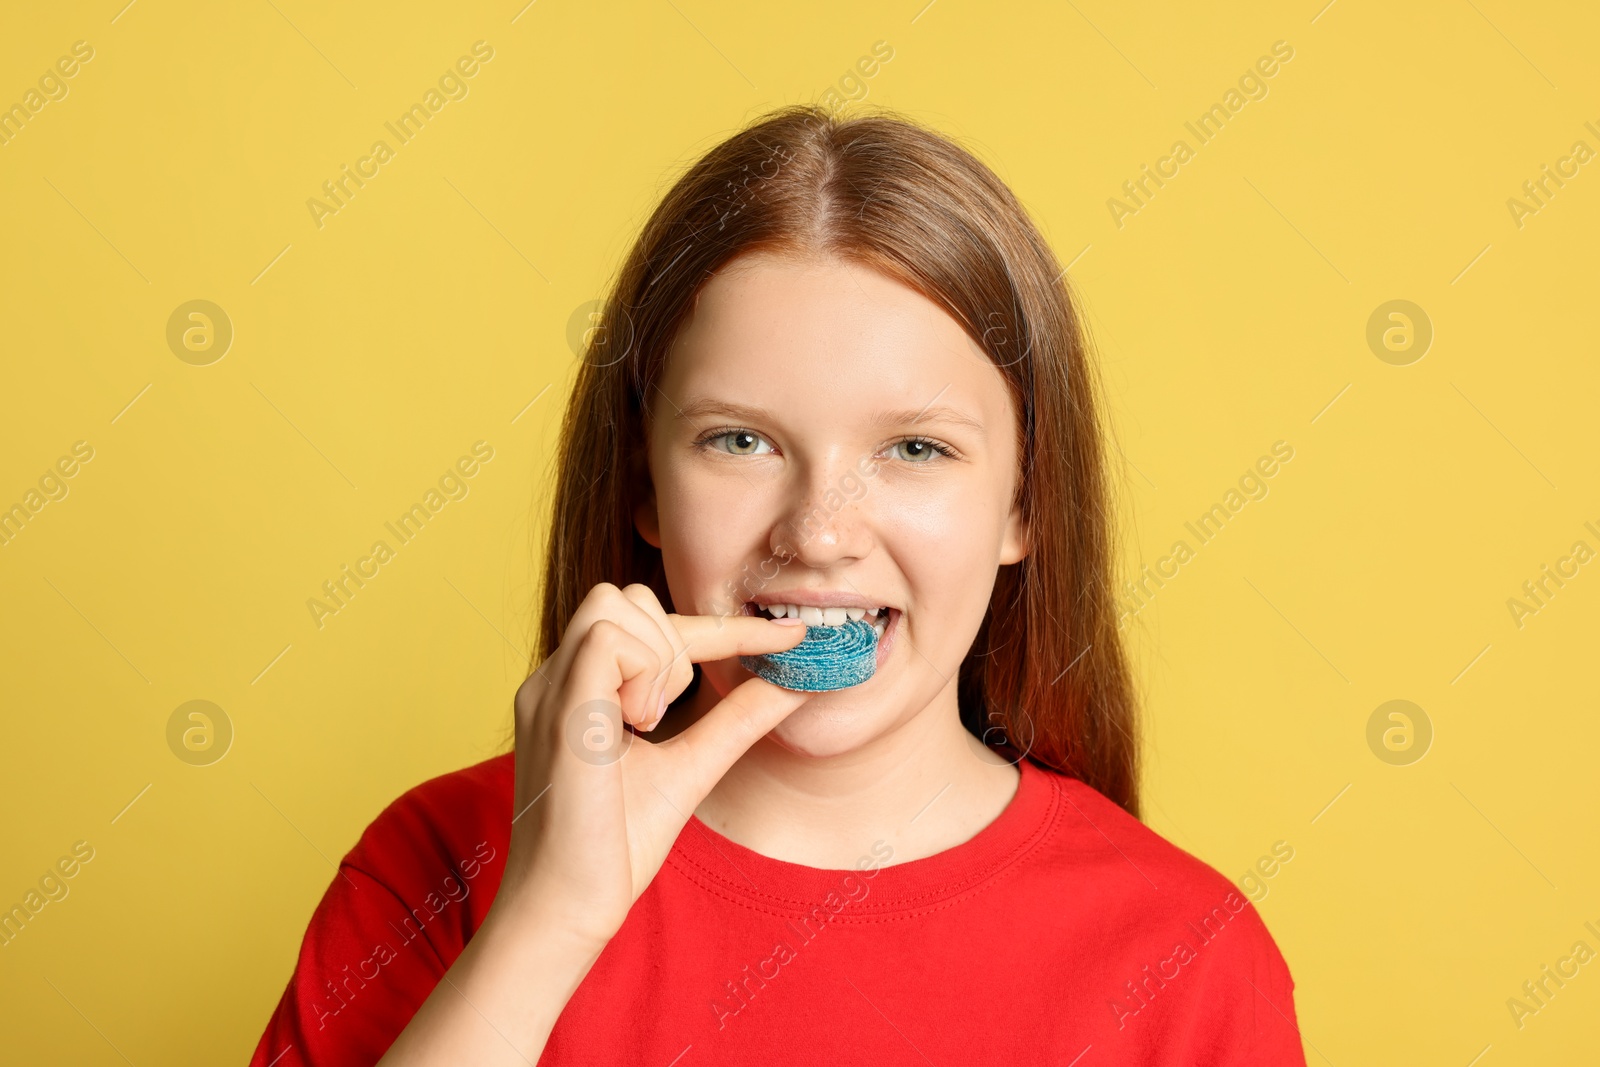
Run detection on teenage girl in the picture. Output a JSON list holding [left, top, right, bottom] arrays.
[[250, 104, 1306, 1066]]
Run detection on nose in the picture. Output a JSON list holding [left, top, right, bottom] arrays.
[[770, 457, 874, 568]]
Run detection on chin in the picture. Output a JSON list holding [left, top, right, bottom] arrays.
[[762, 701, 890, 758]]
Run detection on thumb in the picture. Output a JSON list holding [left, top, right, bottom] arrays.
[[677, 675, 812, 789]]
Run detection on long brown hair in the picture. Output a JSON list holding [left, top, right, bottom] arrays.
[[518, 104, 1141, 817]]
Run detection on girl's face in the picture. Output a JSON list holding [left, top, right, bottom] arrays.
[[637, 250, 1028, 759]]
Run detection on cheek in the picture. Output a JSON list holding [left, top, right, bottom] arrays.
[[881, 481, 993, 588], [654, 465, 770, 614]]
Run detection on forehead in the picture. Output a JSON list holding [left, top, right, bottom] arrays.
[[658, 250, 1012, 431]]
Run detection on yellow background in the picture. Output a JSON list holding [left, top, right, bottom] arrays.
[[2, 0, 1596, 1062]]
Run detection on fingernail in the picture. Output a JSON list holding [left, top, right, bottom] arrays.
[[770, 617, 807, 627], [657, 692, 669, 718]]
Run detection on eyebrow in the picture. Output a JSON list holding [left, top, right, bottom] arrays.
[[674, 398, 987, 439]]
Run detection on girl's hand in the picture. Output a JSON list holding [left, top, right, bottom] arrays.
[[493, 581, 809, 951]]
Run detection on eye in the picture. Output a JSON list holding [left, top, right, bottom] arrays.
[[695, 427, 774, 456], [890, 436, 959, 463]]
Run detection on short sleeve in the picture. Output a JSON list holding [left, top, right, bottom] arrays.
[[247, 767, 507, 1067], [1190, 902, 1308, 1065], [247, 861, 452, 1067]]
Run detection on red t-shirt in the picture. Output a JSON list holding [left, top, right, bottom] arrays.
[[248, 753, 1307, 1065]]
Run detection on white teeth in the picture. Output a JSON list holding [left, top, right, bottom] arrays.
[[751, 604, 892, 628]]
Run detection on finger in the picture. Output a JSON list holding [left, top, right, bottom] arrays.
[[612, 585, 680, 725], [674, 675, 812, 789], [619, 585, 690, 727], [562, 619, 665, 730], [546, 582, 662, 689], [667, 611, 808, 667]]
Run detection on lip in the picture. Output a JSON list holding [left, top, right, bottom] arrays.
[[874, 607, 898, 672]]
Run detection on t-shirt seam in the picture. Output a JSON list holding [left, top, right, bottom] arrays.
[[662, 769, 1066, 922], [338, 856, 453, 973]]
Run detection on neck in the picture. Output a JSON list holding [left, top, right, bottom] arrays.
[[678, 675, 1020, 869]]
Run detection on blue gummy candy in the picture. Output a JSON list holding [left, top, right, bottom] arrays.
[[740, 618, 879, 692]]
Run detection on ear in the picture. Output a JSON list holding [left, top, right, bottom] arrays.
[[634, 490, 661, 548], [999, 499, 1029, 565], [620, 428, 659, 547]]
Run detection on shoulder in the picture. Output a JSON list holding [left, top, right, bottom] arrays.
[[246, 752, 517, 1061], [342, 750, 515, 894], [1028, 762, 1238, 900], [1025, 761, 1296, 986]]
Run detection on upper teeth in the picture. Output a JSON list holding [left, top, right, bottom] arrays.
[[754, 603, 889, 634]]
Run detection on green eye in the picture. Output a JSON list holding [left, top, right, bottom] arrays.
[[892, 437, 957, 463], [701, 428, 773, 455], [694, 428, 957, 462]]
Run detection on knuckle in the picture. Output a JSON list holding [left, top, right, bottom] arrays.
[[587, 581, 623, 608], [586, 617, 623, 645]]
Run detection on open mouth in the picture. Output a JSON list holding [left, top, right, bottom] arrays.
[[742, 601, 900, 669]]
